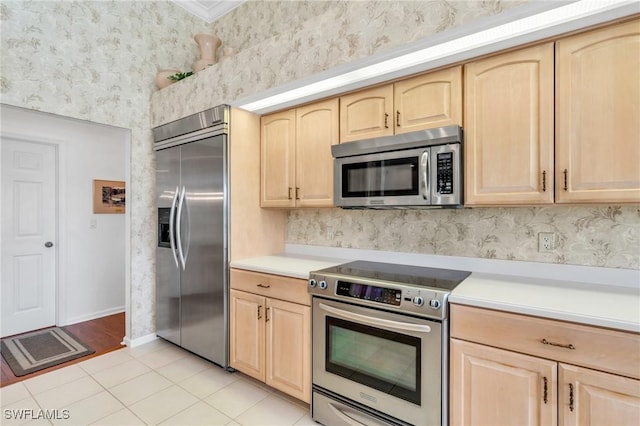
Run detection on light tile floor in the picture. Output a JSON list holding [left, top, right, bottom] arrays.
[[1, 339, 314, 426]]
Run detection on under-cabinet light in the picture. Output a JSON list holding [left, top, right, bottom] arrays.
[[234, 0, 639, 114]]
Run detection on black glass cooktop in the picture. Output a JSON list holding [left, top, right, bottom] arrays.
[[315, 260, 471, 291]]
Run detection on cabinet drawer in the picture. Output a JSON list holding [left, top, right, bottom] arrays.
[[230, 269, 310, 306], [450, 304, 640, 379]]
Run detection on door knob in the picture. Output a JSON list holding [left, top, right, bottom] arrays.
[[44, 241, 53, 248]]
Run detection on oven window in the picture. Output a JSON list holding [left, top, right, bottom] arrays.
[[342, 157, 419, 198], [326, 317, 421, 405]]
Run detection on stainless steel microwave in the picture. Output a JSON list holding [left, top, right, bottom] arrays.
[[332, 125, 463, 208]]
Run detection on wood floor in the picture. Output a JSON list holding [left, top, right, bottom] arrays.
[[1, 312, 125, 388]]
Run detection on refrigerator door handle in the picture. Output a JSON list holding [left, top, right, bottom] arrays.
[[168, 186, 180, 268], [176, 185, 187, 270]]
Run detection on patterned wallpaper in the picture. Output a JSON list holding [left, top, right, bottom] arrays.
[[150, 0, 529, 126], [2, 1, 637, 339], [287, 206, 640, 270]]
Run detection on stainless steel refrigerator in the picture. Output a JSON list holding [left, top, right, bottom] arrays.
[[153, 105, 229, 367]]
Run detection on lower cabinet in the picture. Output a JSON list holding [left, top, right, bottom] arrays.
[[229, 269, 311, 403], [450, 304, 640, 426], [450, 339, 557, 426]]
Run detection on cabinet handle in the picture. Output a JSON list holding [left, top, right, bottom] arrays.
[[569, 383, 575, 412], [541, 338, 575, 350], [396, 110, 400, 127], [542, 170, 547, 192], [384, 113, 389, 128], [295, 187, 300, 200], [543, 376, 548, 404], [288, 187, 292, 200], [257, 305, 263, 320], [563, 169, 568, 191], [266, 307, 270, 322], [256, 283, 271, 289]]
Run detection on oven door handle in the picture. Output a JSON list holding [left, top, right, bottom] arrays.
[[328, 402, 368, 426], [319, 302, 432, 333]]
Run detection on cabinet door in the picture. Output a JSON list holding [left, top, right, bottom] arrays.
[[229, 289, 265, 381], [340, 85, 393, 143], [559, 363, 640, 426], [450, 339, 557, 426], [296, 98, 339, 207], [265, 298, 311, 403], [555, 19, 640, 203], [464, 43, 555, 205], [261, 110, 296, 207], [394, 66, 462, 134]]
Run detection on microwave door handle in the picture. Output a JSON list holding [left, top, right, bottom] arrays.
[[319, 302, 431, 333], [168, 186, 180, 269], [420, 151, 430, 200]]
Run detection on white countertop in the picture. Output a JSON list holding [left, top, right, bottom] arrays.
[[230, 254, 344, 279], [230, 250, 640, 333], [450, 273, 640, 333]]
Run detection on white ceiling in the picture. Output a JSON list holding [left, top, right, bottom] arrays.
[[170, 0, 246, 23]]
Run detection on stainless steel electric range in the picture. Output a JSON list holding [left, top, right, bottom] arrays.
[[308, 260, 471, 426]]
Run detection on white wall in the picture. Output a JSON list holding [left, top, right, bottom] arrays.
[[0, 104, 129, 326]]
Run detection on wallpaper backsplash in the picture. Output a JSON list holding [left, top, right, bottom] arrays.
[[2, 1, 637, 340], [287, 207, 640, 270]]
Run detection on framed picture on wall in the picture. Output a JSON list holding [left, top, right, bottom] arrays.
[[93, 179, 126, 214]]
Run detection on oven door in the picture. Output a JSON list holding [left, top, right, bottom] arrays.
[[312, 297, 442, 426], [334, 147, 429, 207]]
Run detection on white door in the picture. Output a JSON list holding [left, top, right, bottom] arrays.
[[1, 138, 57, 337]]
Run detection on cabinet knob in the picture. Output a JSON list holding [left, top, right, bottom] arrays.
[[542, 170, 547, 192], [384, 113, 389, 129], [396, 110, 400, 127], [563, 169, 568, 191], [288, 187, 292, 200]]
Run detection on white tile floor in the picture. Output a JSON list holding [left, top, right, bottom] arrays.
[[1, 339, 314, 425]]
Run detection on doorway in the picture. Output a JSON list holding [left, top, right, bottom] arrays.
[[0, 104, 129, 341]]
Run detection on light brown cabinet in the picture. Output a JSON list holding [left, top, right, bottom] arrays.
[[464, 42, 555, 205], [450, 304, 640, 426], [555, 18, 640, 203], [260, 98, 338, 208], [229, 269, 311, 403], [450, 339, 557, 426], [339, 66, 462, 143], [465, 19, 640, 206]]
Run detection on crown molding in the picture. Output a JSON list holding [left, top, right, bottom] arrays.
[[171, 0, 246, 23]]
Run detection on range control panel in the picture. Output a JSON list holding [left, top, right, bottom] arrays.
[[308, 275, 448, 320]]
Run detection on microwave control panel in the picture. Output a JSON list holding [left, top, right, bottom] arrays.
[[436, 152, 454, 195]]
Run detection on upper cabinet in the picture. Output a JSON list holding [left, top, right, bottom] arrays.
[[339, 85, 393, 142], [555, 18, 640, 203], [339, 66, 462, 143], [394, 66, 463, 135], [464, 43, 555, 205], [465, 19, 640, 206], [261, 98, 339, 208], [261, 109, 295, 207]]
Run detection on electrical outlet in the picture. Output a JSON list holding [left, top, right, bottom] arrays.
[[538, 232, 556, 252], [326, 226, 335, 241]]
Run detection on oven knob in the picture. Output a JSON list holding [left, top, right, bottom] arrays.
[[308, 278, 317, 288], [413, 296, 424, 307], [318, 280, 328, 290], [429, 299, 441, 310]]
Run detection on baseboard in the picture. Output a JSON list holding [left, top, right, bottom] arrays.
[[122, 333, 158, 348], [60, 306, 125, 326]]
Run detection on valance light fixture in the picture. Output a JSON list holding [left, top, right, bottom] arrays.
[[234, 0, 638, 114]]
